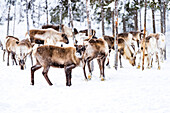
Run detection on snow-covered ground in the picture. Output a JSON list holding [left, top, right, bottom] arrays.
[[0, 30, 169, 113]]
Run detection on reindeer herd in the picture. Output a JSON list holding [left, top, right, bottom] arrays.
[[1, 24, 166, 86]]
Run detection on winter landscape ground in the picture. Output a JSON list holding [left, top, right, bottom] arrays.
[[0, 29, 169, 113], [0, 1, 170, 113]]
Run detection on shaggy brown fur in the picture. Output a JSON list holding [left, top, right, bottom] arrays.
[[3, 36, 19, 66], [42, 24, 78, 37], [25, 29, 69, 45], [16, 39, 33, 70], [80, 38, 108, 80], [31, 45, 81, 86]]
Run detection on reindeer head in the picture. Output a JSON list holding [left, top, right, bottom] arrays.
[[61, 34, 69, 44], [74, 44, 86, 59], [16, 41, 32, 70]]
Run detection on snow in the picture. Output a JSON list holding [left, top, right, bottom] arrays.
[[0, 30, 170, 112], [0, 1, 170, 113]]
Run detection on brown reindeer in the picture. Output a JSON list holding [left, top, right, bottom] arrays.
[[42, 24, 78, 38], [16, 38, 33, 70], [31, 45, 83, 86], [76, 38, 108, 81], [137, 35, 161, 70], [104, 35, 136, 68], [25, 29, 69, 45], [3, 36, 19, 66]]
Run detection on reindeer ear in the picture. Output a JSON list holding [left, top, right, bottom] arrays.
[[82, 45, 86, 51], [16, 41, 19, 44], [62, 34, 65, 37]]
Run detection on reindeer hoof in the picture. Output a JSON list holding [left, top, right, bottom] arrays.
[[137, 65, 140, 69], [101, 78, 105, 81], [88, 75, 92, 80], [158, 66, 161, 70]]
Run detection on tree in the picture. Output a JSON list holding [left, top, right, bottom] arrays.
[[101, 0, 105, 36], [45, 0, 48, 25], [150, 0, 156, 33], [26, 0, 30, 36], [7, 0, 11, 36], [59, 0, 63, 32], [13, 0, 16, 36], [114, 0, 118, 70], [86, 0, 92, 37], [142, 0, 147, 71]]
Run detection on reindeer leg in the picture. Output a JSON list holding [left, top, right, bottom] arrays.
[[3, 49, 6, 62], [31, 64, 42, 85], [164, 46, 166, 60], [156, 53, 161, 70], [101, 57, 106, 81], [30, 53, 33, 66], [65, 64, 76, 86], [97, 59, 102, 78], [83, 60, 88, 80], [42, 66, 53, 86], [87, 58, 93, 80], [12, 53, 18, 65], [7, 51, 10, 66], [106, 49, 111, 67]]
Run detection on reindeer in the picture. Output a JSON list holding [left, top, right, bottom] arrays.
[[31, 45, 83, 86], [137, 35, 161, 70], [76, 38, 108, 81], [148, 33, 166, 62], [3, 36, 19, 66], [16, 38, 33, 70], [42, 24, 78, 38], [25, 28, 69, 45], [104, 34, 136, 68]]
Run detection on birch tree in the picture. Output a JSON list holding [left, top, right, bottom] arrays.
[[13, 0, 16, 36], [45, 0, 48, 25], [101, 0, 105, 36], [59, 0, 63, 32], [26, 0, 30, 36], [86, 0, 92, 37], [7, 0, 11, 36], [68, 0, 75, 44], [114, 0, 118, 70], [151, 0, 156, 33], [142, 0, 147, 71]]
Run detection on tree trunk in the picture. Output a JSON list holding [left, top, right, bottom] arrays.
[[68, 0, 75, 44], [45, 0, 48, 25], [142, 0, 147, 71], [13, 1, 16, 36], [101, 0, 105, 36], [158, 0, 164, 33], [111, 10, 114, 35], [152, 0, 156, 33], [7, 0, 11, 36], [59, 0, 63, 32], [163, 0, 166, 34], [139, 0, 142, 30], [134, 1, 138, 31], [114, 0, 118, 70], [26, 0, 30, 36], [86, 0, 92, 37]]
